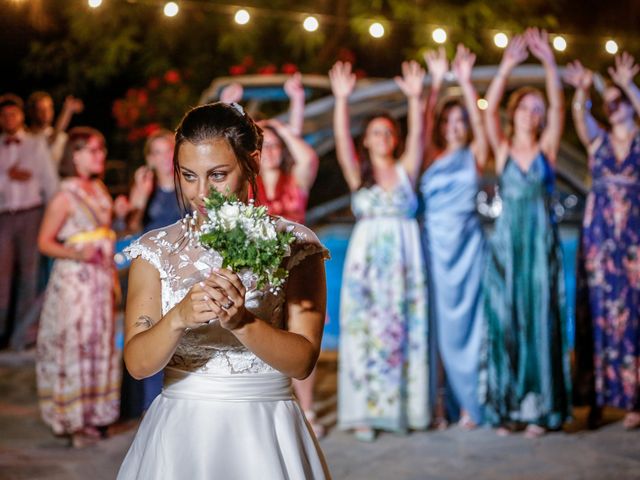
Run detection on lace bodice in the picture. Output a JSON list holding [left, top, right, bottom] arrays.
[[125, 218, 329, 375]]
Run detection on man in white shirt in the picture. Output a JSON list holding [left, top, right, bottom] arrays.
[[0, 93, 58, 349]]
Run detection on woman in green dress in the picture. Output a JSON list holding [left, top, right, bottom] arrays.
[[480, 28, 571, 437]]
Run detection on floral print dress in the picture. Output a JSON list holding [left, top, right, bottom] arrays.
[[579, 132, 640, 411], [36, 179, 120, 435], [338, 164, 430, 433]]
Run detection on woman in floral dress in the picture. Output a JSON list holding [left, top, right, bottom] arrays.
[[330, 60, 429, 441], [565, 52, 640, 429], [36, 127, 120, 447]]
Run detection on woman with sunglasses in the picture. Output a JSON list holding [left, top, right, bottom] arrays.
[[564, 52, 640, 430]]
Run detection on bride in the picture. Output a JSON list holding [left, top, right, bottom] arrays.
[[117, 102, 331, 479]]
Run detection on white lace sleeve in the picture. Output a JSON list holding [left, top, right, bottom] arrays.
[[124, 236, 166, 279]]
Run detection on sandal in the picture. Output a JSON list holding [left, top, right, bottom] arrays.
[[623, 411, 640, 430], [458, 414, 477, 431], [432, 416, 449, 431], [524, 424, 546, 439]]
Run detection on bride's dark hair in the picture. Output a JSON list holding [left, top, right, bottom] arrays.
[[173, 102, 264, 212]]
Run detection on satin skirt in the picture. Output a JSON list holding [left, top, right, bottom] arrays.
[[117, 368, 331, 479]]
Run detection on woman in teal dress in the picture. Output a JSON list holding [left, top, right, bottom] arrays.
[[330, 60, 430, 441], [480, 28, 571, 437], [420, 45, 488, 428]]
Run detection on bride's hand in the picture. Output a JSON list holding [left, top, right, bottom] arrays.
[[197, 268, 249, 331], [175, 279, 222, 329]]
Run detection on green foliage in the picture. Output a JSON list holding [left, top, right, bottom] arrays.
[[199, 189, 295, 290]]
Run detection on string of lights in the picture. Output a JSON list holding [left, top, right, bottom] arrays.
[[79, 0, 633, 55]]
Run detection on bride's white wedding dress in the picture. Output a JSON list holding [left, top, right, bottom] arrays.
[[117, 218, 331, 479]]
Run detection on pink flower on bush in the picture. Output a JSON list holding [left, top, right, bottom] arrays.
[[281, 63, 298, 74], [258, 64, 277, 75], [147, 77, 161, 91], [229, 65, 247, 76], [164, 70, 181, 84]]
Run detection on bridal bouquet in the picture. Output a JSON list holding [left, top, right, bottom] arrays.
[[194, 189, 295, 291]]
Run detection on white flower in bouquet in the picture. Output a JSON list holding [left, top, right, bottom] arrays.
[[194, 188, 295, 291]]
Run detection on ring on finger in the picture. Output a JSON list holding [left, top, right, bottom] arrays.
[[222, 299, 234, 310]]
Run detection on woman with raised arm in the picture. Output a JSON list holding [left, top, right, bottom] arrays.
[[36, 127, 120, 448], [420, 44, 488, 430], [219, 75, 324, 436], [564, 53, 640, 430], [330, 60, 429, 441], [116, 103, 330, 479], [480, 28, 571, 438]]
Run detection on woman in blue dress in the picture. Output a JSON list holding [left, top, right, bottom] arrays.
[[330, 60, 429, 441], [481, 28, 571, 437], [420, 44, 488, 429]]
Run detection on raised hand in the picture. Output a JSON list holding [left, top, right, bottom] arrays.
[[219, 82, 244, 104], [452, 44, 476, 85], [501, 34, 528, 71], [563, 60, 593, 91], [394, 60, 426, 99], [129, 166, 154, 209], [63, 95, 84, 115], [284, 72, 305, 102], [525, 28, 555, 66], [608, 51, 640, 90], [423, 46, 448, 88], [329, 61, 357, 99]]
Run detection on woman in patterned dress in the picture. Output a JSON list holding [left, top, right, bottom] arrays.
[[564, 52, 640, 429], [36, 127, 120, 448], [481, 28, 571, 438], [330, 60, 429, 441]]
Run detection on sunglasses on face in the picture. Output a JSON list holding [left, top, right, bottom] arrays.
[[604, 96, 629, 115]]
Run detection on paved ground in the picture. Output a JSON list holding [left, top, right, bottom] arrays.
[[1, 349, 639, 480]]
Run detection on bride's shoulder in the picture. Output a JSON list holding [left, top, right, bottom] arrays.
[[125, 219, 188, 269], [274, 218, 331, 270]]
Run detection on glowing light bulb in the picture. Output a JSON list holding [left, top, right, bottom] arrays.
[[605, 39, 618, 55], [234, 9, 250, 25], [303, 16, 319, 32], [552, 36, 567, 52], [432, 28, 447, 44], [494, 32, 509, 49], [369, 22, 385, 39], [164, 2, 179, 17], [477, 98, 489, 110], [88, 0, 102, 8]]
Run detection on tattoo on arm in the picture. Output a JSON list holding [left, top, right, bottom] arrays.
[[134, 315, 155, 329]]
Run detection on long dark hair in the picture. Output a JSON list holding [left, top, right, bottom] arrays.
[[261, 125, 293, 174], [173, 102, 264, 213], [434, 99, 471, 150], [357, 112, 402, 189]]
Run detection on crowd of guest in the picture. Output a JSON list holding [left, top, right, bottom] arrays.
[[0, 25, 638, 450]]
